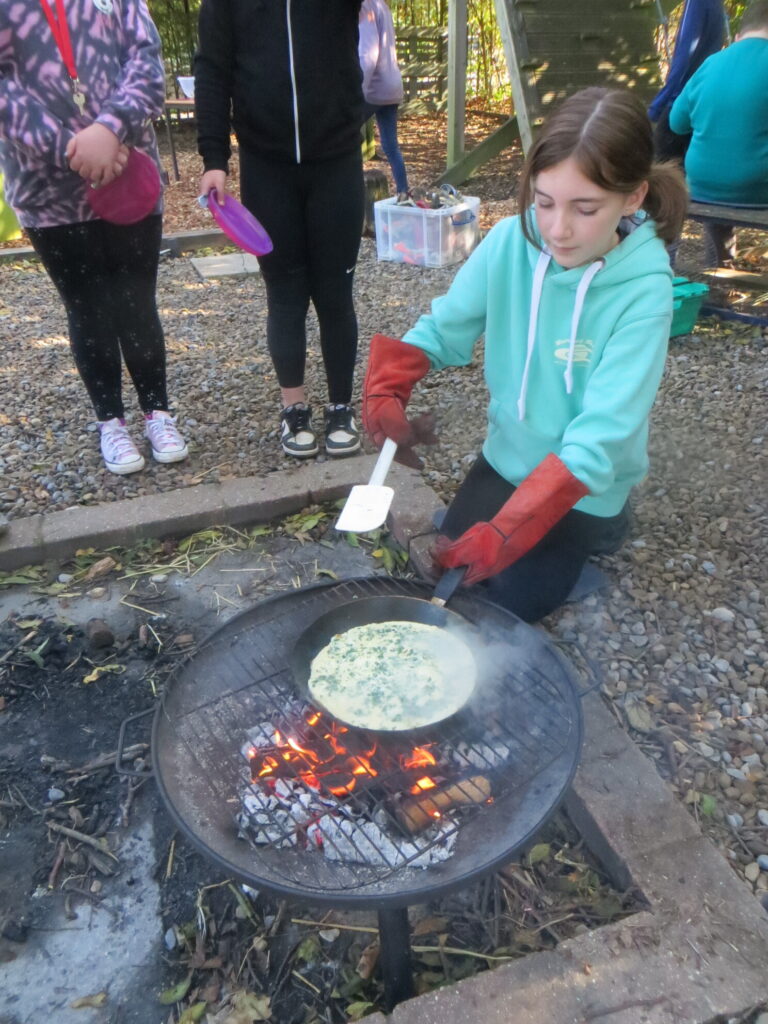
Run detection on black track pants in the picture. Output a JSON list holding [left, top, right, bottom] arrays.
[[239, 149, 364, 405], [27, 215, 168, 421], [441, 453, 629, 623]]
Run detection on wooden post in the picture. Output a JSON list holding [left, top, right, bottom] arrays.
[[493, 0, 542, 153], [447, 0, 468, 168]]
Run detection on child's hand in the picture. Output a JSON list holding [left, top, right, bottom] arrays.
[[66, 124, 123, 186], [200, 170, 227, 204]]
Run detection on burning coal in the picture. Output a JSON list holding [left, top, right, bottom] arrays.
[[236, 704, 494, 869]]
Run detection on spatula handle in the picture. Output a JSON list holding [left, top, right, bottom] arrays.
[[368, 437, 398, 487], [431, 566, 467, 607]]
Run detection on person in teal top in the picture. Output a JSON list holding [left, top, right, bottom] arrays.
[[670, 1, 768, 264], [362, 87, 688, 623]]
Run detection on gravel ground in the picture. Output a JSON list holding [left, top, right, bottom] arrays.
[[1, 156, 768, 903]]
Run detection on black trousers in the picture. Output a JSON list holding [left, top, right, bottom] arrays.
[[27, 215, 168, 421], [441, 453, 629, 623], [239, 148, 364, 405]]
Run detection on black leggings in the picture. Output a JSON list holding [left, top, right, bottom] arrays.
[[239, 148, 364, 405], [27, 215, 168, 421], [441, 453, 629, 623]]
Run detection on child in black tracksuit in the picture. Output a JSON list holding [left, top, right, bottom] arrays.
[[195, 0, 366, 459]]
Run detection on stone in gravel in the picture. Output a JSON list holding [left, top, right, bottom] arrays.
[[0, 513, 8, 536], [151, 574, 168, 584], [709, 607, 736, 622], [726, 813, 744, 828], [758, 855, 768, 872], [87, 587, 106, 599], [86, 618, 115, 649], [745, 862, 761, 883], [758, 809, 768, 827], [47, 788, 65, 802], [58, 573, 74, 584]]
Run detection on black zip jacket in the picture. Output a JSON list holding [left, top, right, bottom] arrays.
[[195, 0, 365, 170]]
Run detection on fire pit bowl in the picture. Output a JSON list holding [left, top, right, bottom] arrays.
[[152, 577, 585, 909]]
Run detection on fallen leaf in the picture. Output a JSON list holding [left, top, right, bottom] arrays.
[[412, 915, 450, 936], [624, 696, 654, 733], [158, 975, 193, 1005], [219, 990, 271, 1022], [82, 663, 124, 685], [346, 1002, 375, 1022], [178, 1003, 208, 1023], [315, 569, 338, 580], [526, 842, 551, 866], [70, 991, 108, 1009], [82, 555, 118, 583], [295, 935, 321, 964], [355, 940, 380, 980]]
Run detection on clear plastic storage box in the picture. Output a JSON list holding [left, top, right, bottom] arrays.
[[374, 196, 481, 268]]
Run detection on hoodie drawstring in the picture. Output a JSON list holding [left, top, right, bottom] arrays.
[[517, 253, 605, 421], [564, 259, 604, 394], [517, 249, 551, 421]]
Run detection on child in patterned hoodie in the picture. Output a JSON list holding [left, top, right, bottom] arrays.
[[0, 0, 188, 474]]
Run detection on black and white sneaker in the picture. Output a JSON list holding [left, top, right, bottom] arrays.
[[280, 404, 318, 457], [324, 403, 361, 456]]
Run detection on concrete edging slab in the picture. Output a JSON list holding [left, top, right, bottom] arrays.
[[0, 457, 437, 573]]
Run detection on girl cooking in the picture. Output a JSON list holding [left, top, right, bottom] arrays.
[[363, 87, 688, 622]]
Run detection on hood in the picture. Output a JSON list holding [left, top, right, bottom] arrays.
[[516, 212, 670, 420]]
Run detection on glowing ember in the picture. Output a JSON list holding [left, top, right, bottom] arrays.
[[249, 710, 379, 797], [247, 711, 451, 801]]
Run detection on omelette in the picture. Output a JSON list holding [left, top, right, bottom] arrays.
[[308, 620, 476, 730]]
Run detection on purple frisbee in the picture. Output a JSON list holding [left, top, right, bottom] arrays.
[[201, 189, 273, 256]]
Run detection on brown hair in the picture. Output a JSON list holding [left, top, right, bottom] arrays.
[[738, 1, 768, 34], [518, 87, 688, 246]]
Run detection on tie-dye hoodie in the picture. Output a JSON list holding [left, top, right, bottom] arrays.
[[0, 0, 165, 228]]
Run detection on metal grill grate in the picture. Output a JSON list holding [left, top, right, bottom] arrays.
[[153, 578, 583, 907]]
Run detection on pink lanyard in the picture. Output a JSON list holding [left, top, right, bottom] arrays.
[[39, 0, 86, 111]]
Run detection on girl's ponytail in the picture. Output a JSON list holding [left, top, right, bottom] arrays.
[[644, 162, 688, 245]]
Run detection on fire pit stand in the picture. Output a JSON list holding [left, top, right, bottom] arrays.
[[153, 577, 585, 1009]]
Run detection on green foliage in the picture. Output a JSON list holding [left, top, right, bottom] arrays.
[[148, 0, 201, 86]]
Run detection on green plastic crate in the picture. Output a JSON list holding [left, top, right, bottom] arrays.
[[670, 277, 709, 337]]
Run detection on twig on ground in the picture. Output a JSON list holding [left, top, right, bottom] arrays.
[[48, 841, 66, 889], [68, 743, 148, 776], [47, 821, 118, 859]]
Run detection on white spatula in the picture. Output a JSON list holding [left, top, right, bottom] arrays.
[[335, 437, 398, 533]]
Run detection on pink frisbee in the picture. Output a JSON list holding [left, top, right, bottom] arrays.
[[87, 148, 161, 225], [201, 189, 273, 256]]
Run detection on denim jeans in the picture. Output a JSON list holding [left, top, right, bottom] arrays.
[[364, 102, 409, 194]]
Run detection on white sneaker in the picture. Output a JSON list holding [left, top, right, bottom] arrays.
[[145, 411, 189, 464], [99, 418, 145, 475]]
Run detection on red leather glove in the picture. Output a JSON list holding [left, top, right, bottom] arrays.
[[362, 334, 438, 468], [434, 454, 589, 585]]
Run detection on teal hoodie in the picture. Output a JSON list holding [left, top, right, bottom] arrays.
[[402, 212, 673, 517]]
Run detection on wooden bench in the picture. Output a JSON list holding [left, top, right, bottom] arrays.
[[686, 201, 768, 326], [687, 200, 768, 231]]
